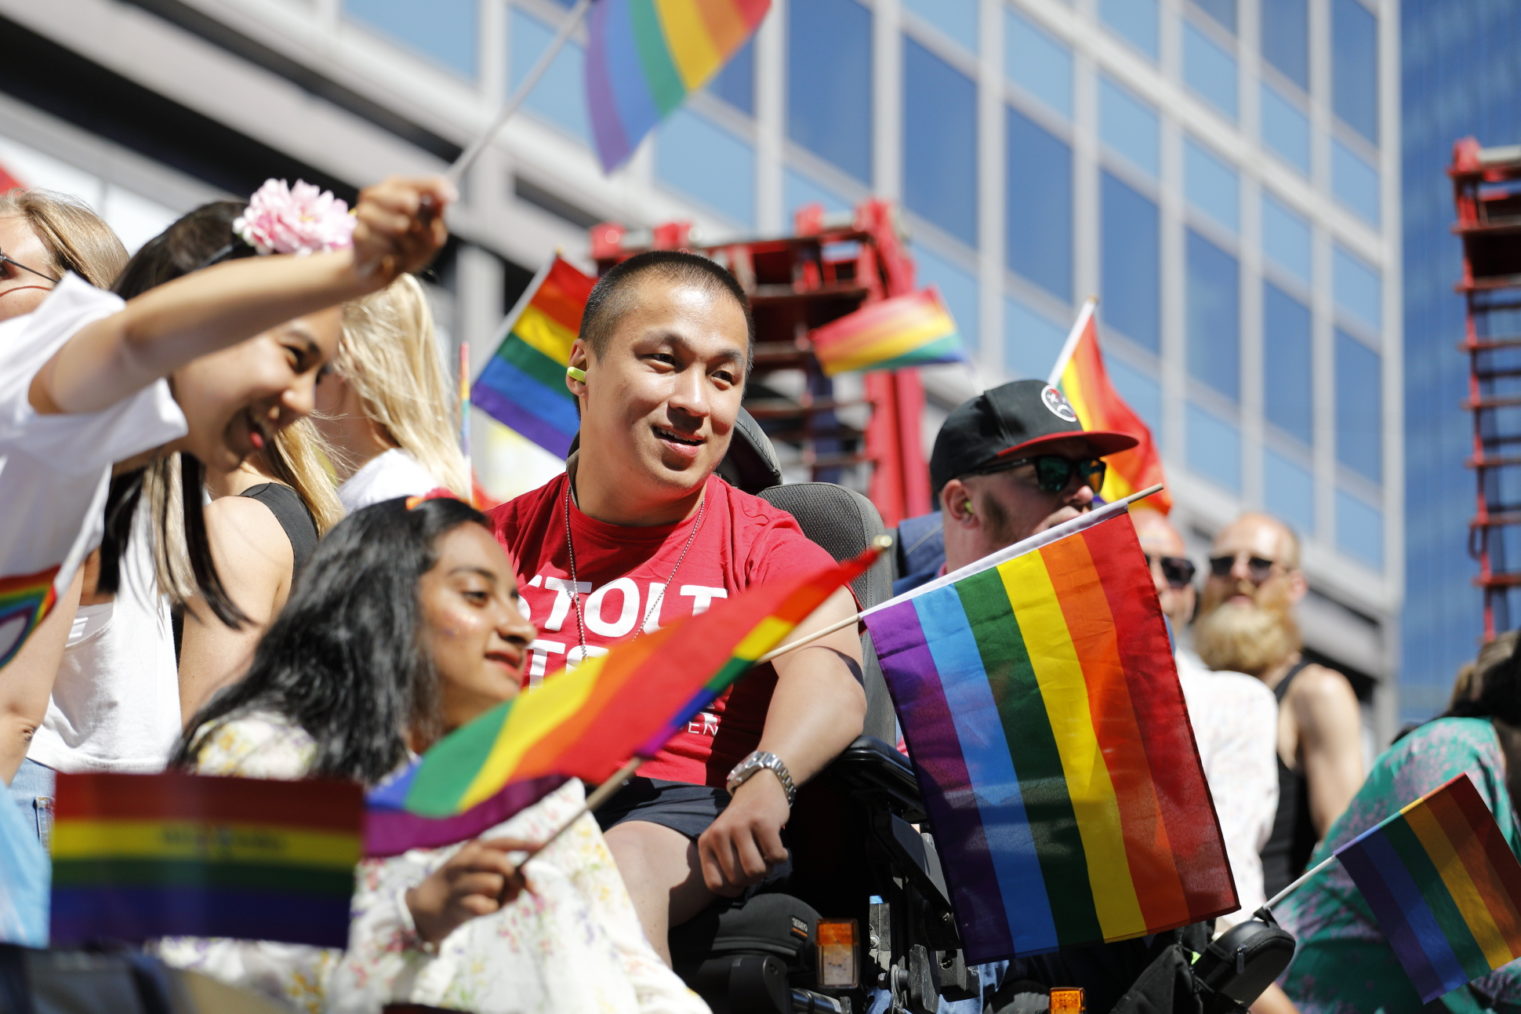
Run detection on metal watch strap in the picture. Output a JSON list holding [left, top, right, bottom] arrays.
[[726, 750, 796, 806]]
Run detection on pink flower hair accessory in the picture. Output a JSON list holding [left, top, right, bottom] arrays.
[[233, 179, 356, 256]]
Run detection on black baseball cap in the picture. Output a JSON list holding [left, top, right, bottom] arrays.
[[929, 380, 1139, 495]]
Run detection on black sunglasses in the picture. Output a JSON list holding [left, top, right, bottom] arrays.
[[0, 247, 61, 285], [1145, 553, 1197, 589], [977, 455, 1107, 495], [1208, 553, 1280, 583]]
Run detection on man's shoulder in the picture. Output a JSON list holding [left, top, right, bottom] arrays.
[[486, 474, 563, 531], [1287, 662, 1357, 702]]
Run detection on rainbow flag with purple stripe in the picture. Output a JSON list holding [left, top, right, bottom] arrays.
[[585, 0, 771, 173], [366, 543, 881, 857], [1337, 773, 1521, 1003], [50, 771, 362, 948], [0, 564, 59, 668], [862, 504, 1235, 962], [808, 289, 966, 377], [471, 255, 595, 458]]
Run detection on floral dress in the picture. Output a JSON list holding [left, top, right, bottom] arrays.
[[154, 712, 708, 1014], [1277, 718, 1521, 1014]]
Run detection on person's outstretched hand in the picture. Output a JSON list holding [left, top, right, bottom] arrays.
[[351, 176, 455, 283]]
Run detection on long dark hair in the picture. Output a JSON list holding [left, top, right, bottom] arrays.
[[98, 201, 256, 626], [1442, 631, 1521, 726], [171, 496, 487, 783]]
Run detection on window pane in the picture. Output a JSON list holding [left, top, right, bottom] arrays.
[[904, 39, 978, 246], [1333, 244, 1382, 334], [510, 7, 589, 142], [1336, 488, 1383, 569], [1260, 0, 1309, 88], [1263, 282, 1313, 445], [904, 0, 978, 53], [1265, 448, 1315, 536], [1004, 295, 1067, 381], [1193, 0, 1237, 34], [1183, 21, 1238, 121], [1187, 401, 1241, 491], [1099, 76, 1160, 179], [1186, 230, 1240, 400], [915, 243, 980, 350], [784, 167, 852, 217], [1184, 136, 1240, 234], [1335, 329, 1382, 483], [1006, 7, 1074, 119], [347, 0, 478, 78], [788, 0, 873, 183], [1006, 107, 1073, 301], [1262, 191, 1312, 285], [1107, 355, 1162, 433], [1332, 139, 1380, 225], [655, 109, 755, 227], [1332, 0, 1378, 143], [1099, 0, 1158, 60], [1101, 172, 1160, 353], [1260, 81, 1310, 174], [707, 37, 755, 115]]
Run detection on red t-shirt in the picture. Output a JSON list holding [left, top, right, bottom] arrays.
[[488, 472, 839, 787]]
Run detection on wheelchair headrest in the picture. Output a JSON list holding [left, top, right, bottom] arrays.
[[757, 484, 892, 609]]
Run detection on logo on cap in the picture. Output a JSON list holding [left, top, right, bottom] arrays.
[[1041, 384, 1078, 423]]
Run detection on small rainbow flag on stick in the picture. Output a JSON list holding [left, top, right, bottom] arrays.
[[809, 288, 967, 377], [366, 543, 882, 856], [1048, 298, 1171, 514], [1335, 773, 1521, 1004], [471, 255, 596, 458], [586, 0, 771, 173], [862, 502, 1234, 962], [50, 771, 363, 948]]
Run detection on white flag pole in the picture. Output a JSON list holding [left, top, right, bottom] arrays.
[[1046, 296, 1099, 388]]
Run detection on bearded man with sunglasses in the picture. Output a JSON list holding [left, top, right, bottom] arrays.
[[1195, 513, 1363, 899]]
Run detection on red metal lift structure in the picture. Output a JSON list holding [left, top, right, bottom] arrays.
[[588, 200, 932, 526], [1452, 137, 1521, 637]]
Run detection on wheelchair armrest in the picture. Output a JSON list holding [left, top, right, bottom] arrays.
[[825, 735, 927, 824]]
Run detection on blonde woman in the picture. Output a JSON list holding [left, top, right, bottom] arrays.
[[317, 274, 471, 510], [178, 416, 344, 719]]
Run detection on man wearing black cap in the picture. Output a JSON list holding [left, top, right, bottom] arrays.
[[898, 379, 1137, 592]]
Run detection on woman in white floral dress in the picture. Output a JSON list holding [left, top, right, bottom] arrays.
[[157, 495, 708, 1014]]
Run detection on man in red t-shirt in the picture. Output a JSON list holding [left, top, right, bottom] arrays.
[[488, 250, 864, 963]]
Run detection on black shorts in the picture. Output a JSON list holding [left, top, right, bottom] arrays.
[[594, 777, 729, 841]]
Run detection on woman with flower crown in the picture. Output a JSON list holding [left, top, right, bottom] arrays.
[[0, 176, 452, 814]]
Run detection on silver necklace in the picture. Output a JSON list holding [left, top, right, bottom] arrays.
[[562, 480, 707, 659]]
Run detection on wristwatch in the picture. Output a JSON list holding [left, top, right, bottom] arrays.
[[725, 750, 796, 806]]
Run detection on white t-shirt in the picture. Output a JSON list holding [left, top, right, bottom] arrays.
[[338, 448, 443, 513], [28, 501, 181, 773], [0, 274, 187, 667]]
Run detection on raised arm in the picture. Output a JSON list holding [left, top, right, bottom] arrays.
[[28, 177, 452, 418]]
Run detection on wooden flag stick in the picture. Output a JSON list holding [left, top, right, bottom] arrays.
[[448, 0, 593, 186]]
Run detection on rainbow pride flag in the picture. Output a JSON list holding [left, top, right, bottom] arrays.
[[50, 771, 363, 948], [862, 503, 1233, 961], [1048, 298, 1171, 514], [0, 564, 59, 668], [1336, 773, 1521, 1003], [586, 0, 771, 173], [471, 255, 596, 458], [366, 543, 882, 856], [809, 288, 967, 377]]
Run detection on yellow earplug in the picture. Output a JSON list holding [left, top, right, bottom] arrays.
[[566, 366, 586, 383]]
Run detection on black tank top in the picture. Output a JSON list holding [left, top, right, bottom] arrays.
[[1259, 659, 1318, 898], [238, 482, 318, 573]]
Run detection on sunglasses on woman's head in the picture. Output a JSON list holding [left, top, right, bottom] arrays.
[[1207, 553, 1280, 583], [0, 247, 60, 284], [979, 454, 1107, 495], [1144, 554, 1197, 588]]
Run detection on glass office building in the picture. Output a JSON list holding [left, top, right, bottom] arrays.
[[1399, 0, 1521, 721], [1, 0, 1400, 732]]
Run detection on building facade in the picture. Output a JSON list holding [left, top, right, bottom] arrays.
[[1399, 0, 1521, 722], [1, 0, 1401, 733]]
